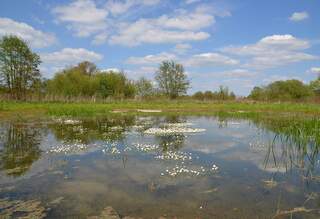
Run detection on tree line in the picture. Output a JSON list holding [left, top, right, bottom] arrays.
[[249, 79, 320, 101], [1, 35, 319, 102]]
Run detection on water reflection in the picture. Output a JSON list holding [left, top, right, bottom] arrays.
[[0, 123, 42, 177], [49, 115, 135, 143], [0, 115, 319, 218], [156, 134, 185, 152]]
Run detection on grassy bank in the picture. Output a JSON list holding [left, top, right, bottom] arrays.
[[0, 101, 320, 117]]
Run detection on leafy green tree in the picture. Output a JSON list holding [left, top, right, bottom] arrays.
[[155, 60, 189, 99], [248, 79, 313, 101], [217, 85, 230, 100], [47, 63, 97, 98], [135, 77, 154, 98], [249, 86, 266, 100], [204, 91, 214, 100], [0, 35, 41, 100], [97, 71, 127, 98], [229, 91, 236, 100], [77, 61, 97, 76], [192, 91, 204, 100], [124, 80, 136, 98], [310, 77, 320, 95]]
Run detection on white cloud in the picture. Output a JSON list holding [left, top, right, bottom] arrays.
[[289, 11, 309, 22], [110, 22, 209, 46], [51, 0, 162, 42], [106, 0, 160, 15], [125, 66, 158, 79], [186, 53, 239, 67], [223, 35, 310, 55], [174, 43, 192, 54], [102, 68, 121, 72], [156, 6, 215, 31], [185, 0, 201, 4], [222, 34, 317, 69], [92, 32, 109, 45], [109, 6, 215, 46], [52, 1, 227, 46], [220, 69, 257, 77], [41, 48, 103, 66], [0, 17, 56, 48], [126, 51, 238, 69], [310, 67, 320, 74], [40, 48, 103, 77], [126, 52, 176, 65], [138, 66, 158, 73], [52, 0, 108, 37]]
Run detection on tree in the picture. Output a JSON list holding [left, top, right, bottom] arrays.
[[135, 77, 154, 98], [249, 86, 266, 100], [248, 79, 313, 101], [192, 91, 204, 100], [0, 35, 41, 100], [217, 85, 229, 100], [77, 61, 97, 76], [98, 71, 128, 98], [155, 60, 189, 99], [310, 76, 320, 96], [47, 64, 98, 98], [204, 91, 214, 100]]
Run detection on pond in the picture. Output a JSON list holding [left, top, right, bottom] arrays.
[[0, 115, 319, 218]]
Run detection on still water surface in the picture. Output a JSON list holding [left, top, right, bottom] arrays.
[[0, 115, 319, 218]]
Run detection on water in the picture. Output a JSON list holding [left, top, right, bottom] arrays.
[[0, 115, 319, 218]]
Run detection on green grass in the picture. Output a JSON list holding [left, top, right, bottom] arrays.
[[1, 100, 320, 117]]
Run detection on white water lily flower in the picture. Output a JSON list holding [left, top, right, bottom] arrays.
[[144, 127, 205, 135]]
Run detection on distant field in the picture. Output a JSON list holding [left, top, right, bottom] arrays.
[[1, 101, 320, 117]]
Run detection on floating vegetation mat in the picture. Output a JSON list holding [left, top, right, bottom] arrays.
[[163, 122, 194, 127], [144, 127, 206, 135], [132, 143, 159, 152], [155, 151, 192, 161], [47, 141, 99, 154], [161, 164, 219, 177]]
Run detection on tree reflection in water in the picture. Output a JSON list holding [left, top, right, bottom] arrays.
[[157, 115, 187, 152], [0, 123, 42, 177], [49, 115, 136, 144]]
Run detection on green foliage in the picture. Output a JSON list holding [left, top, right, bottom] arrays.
[[47, 63, 135, 99], [249, 79, 313, 101], [97, 71, 135, 98], [135, 77, 154, 98], [0, 35, 41, 100], [47, 62, 98, 98], [309, 77, 320, 95], [155, 60, 189, 99], [192, 86, 236, 101]]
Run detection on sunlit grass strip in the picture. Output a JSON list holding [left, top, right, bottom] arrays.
[[1, 101, 320, 117]]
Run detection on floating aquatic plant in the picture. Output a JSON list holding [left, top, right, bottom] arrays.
[[163, 122, 194, 127], [155, 151, 192, 161], [132, 143, 159, 152], [47, 141, 98, 154], [161, 165, 206, 177], [144, 127, 205, 135]]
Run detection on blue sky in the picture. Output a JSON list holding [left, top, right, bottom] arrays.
[[0, 0, 319, 95]]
